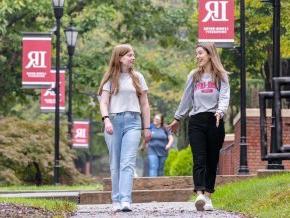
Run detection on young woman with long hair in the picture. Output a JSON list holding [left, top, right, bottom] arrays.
[[99, 44, 151, 212], [169, 42, 230, 211]]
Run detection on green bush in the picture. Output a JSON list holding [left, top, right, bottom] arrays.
[[0, 117, 94, 185], [164, 149, 178, 176], [165, 146, 193, 176]]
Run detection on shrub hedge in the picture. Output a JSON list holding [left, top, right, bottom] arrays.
[[164, 146, 192, 176]]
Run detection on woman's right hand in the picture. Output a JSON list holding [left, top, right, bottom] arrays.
[[168, 119, 180, 134], [104, 118, 113, 135]]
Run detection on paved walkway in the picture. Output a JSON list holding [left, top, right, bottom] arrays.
[[71, 202, 245, 218]]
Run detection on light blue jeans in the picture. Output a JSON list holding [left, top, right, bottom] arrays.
[[105, 112, 141, 203], [148, 154, 167, 177]]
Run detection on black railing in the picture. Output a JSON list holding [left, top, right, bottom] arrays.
[[259, 89, 290, 161]]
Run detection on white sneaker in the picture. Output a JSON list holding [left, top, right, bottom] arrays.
[[121, 202, 132, 212], [112, 202, 121, 212], [194, 194, 206, 211], [204, 196, 214, 211]]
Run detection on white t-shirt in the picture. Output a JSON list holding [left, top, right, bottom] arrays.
[[102, 71, 148, 114]]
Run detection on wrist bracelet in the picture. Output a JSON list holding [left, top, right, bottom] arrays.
[[102, 116, 109, 122], [142, 127, 150, 130], [174, 118, 180, 122]]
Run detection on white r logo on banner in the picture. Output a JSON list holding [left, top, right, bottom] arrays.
[[25, 51, 47, 68], [43, 82, 61, 97], [76, 129, 86, 138], [44, 88, 56, 96], [202, 1, 229, 22]]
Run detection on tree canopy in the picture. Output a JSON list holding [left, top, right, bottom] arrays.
[[0, 117, 92, 185], [1, 0, 290, 120]]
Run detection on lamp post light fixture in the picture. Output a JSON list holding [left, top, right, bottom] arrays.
[[51, 0, 64, 185], [65, 24, 78, 148], [261, 0, 284, 169], [52, 0, 65, 18]]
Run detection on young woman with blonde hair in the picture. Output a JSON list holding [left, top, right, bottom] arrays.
[[99, 44, 151, 212], [169, 42, 230, 211]]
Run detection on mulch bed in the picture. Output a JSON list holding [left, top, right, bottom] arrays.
[[0, 203, 55, 218]]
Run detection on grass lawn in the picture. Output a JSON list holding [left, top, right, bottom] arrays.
[[199, 173, 290, 218], [0, 197, 77, 217], [0, 183, 103, 192], [0, 183, 103, 216]]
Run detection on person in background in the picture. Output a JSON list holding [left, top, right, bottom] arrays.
[[169, 42, 230, 211], [99, 44, 151, 212], [147, 114, 174, 177]]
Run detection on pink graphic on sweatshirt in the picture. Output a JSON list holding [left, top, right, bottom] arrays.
[[194, 81, 217, 93]]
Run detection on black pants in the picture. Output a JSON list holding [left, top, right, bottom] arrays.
[[188, 112, 225, 193]]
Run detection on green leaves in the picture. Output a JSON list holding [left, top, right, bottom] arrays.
[[0, 117, 92, 185], [164, 146, 192, 176]]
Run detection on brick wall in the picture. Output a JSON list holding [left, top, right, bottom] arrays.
[[217, 134, 235, 175], [218, 109, 290, 175]]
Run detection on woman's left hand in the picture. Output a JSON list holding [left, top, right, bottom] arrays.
[[214, 111, 222, 127], [165, 144, 171, 150], [143, 129, 151, 143]]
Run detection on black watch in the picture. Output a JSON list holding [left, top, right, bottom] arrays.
[[102, 116, 109, 122]]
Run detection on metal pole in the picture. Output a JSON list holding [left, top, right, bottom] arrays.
[[238, 0, 249, 174], [268, 0, 284, 169], [67, 53, 73, 148], [259, 92, 268, 160], [274, 78, 282, 155], [54, 17, 61, 185], [65, 25, 78, 148], [273, 0, 281, 78], [274, 77, 290, 156]]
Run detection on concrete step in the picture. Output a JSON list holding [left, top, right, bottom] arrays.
[[103, 176, 192, 191], [103, 175, 254, 191], [79, 188, 194, 204]]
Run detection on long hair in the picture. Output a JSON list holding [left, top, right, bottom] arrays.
[[154, 113, 168, 135], [193, 42, 228, 87], [98, 44, 142, 96], [154, 113, 164, 128]]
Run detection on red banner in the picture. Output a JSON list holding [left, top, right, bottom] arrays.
[[198, 0, 234, 43], [40, 69, 66, 113], [22, 33, 52, 88], [72, 121, 90, 148]]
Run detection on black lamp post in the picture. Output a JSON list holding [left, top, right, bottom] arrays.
[[261, 0, 284, 169], [51, 0, 64, 185], [65, 24, 78, 148], [238, 0, 249, 174]]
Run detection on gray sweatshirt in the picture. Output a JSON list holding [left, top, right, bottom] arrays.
[[174, 71, 230, 120]]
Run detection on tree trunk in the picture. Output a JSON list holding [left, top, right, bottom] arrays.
[[33, 162, 42, 186], [85, 161, 91, 176]]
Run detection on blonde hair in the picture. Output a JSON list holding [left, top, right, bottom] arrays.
[[98, 44, 142, 96], [193, 42, 228, 87]]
